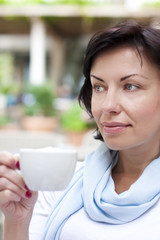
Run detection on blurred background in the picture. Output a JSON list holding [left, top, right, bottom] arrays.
[[0, 0, 159, 158], [0, 0, 159, 146], [0, 0, 160, 237]]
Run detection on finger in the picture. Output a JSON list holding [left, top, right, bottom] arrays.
[[0, 151, 17, 169], [0, 189, 22, 205], [0, 165, 25, 191], [0, 177, 27, 200]]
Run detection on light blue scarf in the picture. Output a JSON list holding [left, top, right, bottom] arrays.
[[42, 142, 160, 239]]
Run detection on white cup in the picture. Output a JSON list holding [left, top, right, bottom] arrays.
[[18, 147, 77, 191]]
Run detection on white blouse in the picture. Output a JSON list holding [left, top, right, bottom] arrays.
[[29, 189, 160, 240]]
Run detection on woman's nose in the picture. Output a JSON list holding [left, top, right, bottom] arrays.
[[102, 90, 121, 115]]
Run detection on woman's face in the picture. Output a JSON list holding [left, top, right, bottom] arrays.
[[90, 47, 160, 151]]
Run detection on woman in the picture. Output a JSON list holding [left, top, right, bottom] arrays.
[[1, 20, 160, 239]]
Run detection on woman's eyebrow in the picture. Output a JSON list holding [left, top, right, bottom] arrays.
[[91, 73, 149, 82], [90, 74, 104, 82], [120, 74, 149, 81]]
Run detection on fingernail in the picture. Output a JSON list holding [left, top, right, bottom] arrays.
[[24, 185, 29, 190], [25, 190, 32, 198], [16, 161, 20, 170]]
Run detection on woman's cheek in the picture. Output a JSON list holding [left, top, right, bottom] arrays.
[[91, 102, 100, 123]]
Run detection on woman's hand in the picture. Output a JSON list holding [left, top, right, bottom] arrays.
[[0, 151, 38, 225]]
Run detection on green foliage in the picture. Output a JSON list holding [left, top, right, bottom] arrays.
[[61, 101, 88, 132], [0, 115, 12, 127], [24, 83, 55, 116], [0, 53, 17, 94], [143, 1, 160, 7], [46, 0, 103, 5], [0, 0, 109, 5], [0, 0, 42, 4]]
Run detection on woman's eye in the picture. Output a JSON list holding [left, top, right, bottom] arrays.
[[93, 85, 105, 92], [125, 84, 139, 91]]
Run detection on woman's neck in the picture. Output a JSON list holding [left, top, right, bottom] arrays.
[[112, 143, 160, 194]]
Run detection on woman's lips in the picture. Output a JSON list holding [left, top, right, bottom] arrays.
[[101, 122, 131, 134]]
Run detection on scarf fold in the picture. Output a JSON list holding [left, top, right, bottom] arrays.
[[42, 143, 160, 240]]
